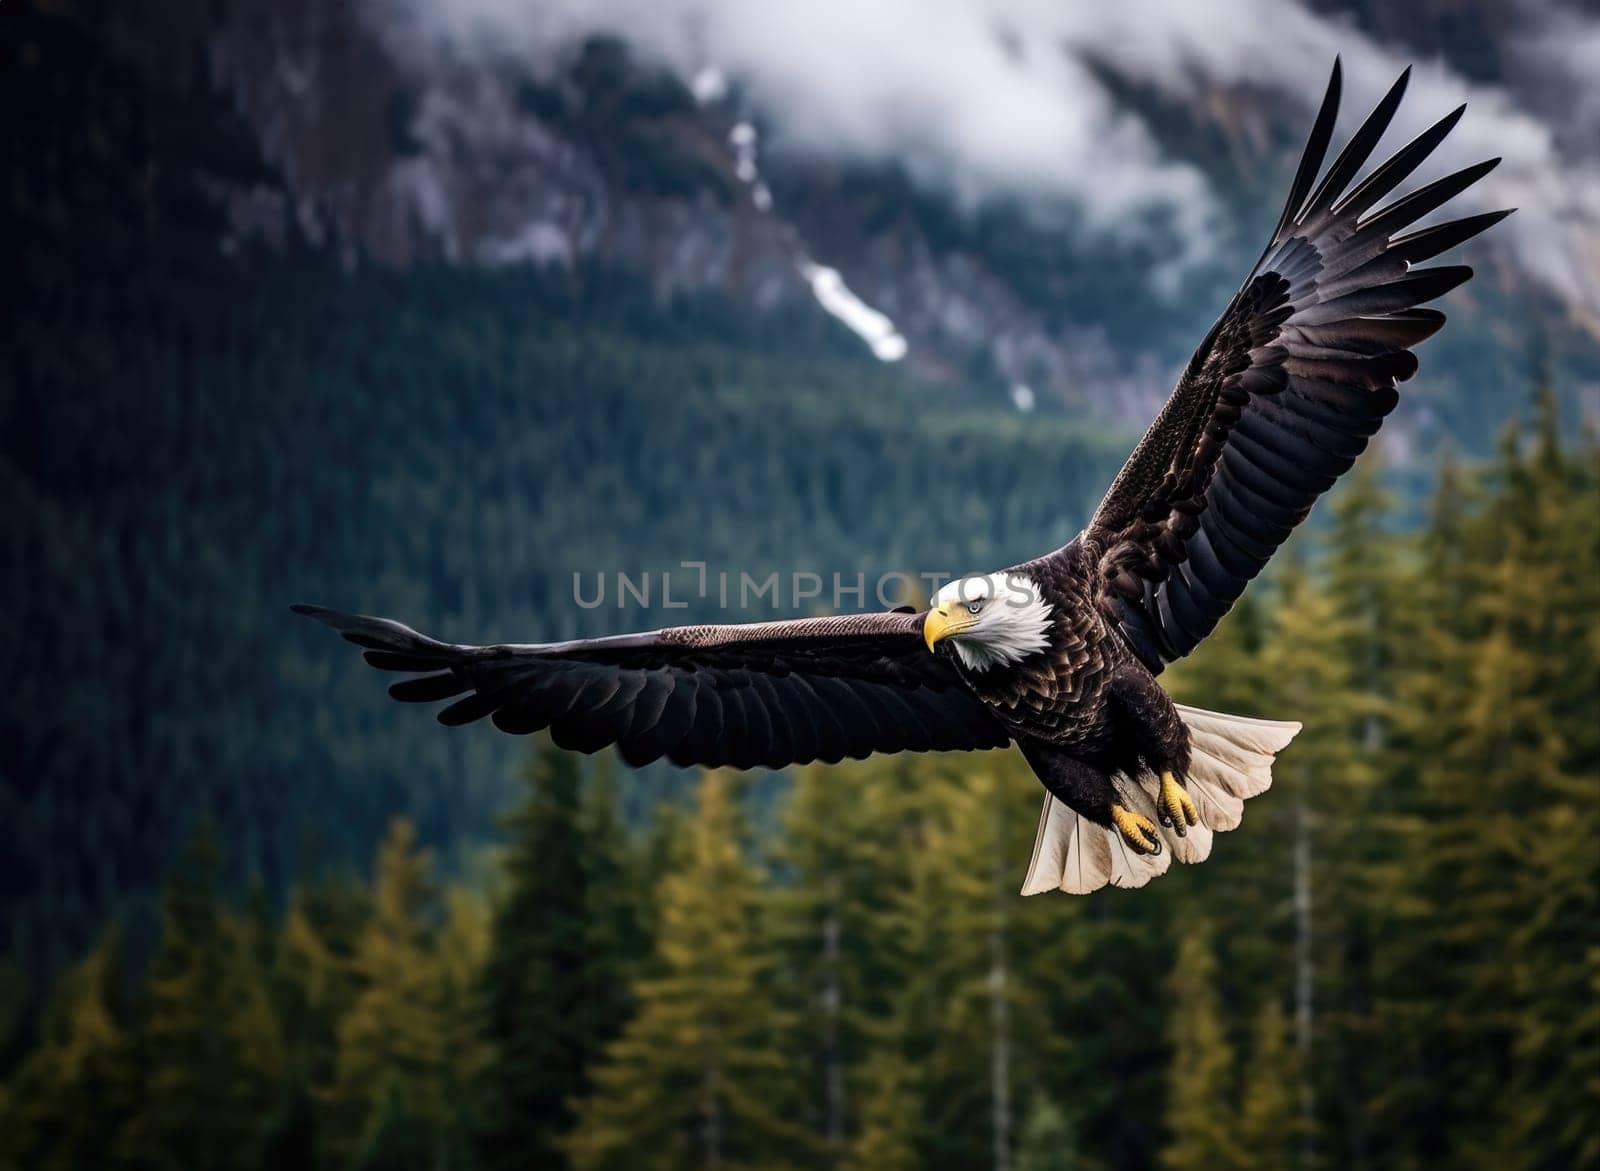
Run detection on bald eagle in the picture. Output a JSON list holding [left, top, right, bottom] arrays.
[[296, 62, 1507, 894]]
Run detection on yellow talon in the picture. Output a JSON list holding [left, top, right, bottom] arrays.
[[1111, 804, 1162, 856], [1157, 771, 1199, 836]]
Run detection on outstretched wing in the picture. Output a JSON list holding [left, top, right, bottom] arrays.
[[1083, 60, 1509, 672], [293, 604, 1009, 769]]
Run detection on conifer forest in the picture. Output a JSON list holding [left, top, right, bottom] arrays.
[[3, 2, 1597, 1169]]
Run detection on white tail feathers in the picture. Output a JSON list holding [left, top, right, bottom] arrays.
[[1020, 705, 1302, 896]]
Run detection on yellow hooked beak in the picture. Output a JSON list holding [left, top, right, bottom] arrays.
[[923, 603, 979, 651]]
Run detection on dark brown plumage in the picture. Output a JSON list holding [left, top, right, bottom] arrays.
[[293, 606, 1009, 769], [296, 60, 1506, 892], [1088, 64, 1507, 672]]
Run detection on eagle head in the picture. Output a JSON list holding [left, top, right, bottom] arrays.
[[924, 571, 1053, 671]]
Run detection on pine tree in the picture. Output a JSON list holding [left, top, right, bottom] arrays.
[[817, 751, 964, 1170], [329, 819, 481, 1168], [1235, 1000, 1299, 1171], [1319, 458, 1408, 1165], [436, 890, 493, 1171], [477, 745, 640, 1171], [566, 771, 811, 1171], [1467, 402, 1600, 1171], [349, 1080, 427, 1171], [771, 761, 859, 1154], [1374, 400, 1600, 1171], [770, 755, 929, 1157], [1326, 453, 1404, 755], [1498, 415, 1600, 1171], [117, 823, 285, 1171], [918, 762, 1049, 1171], [259, 1064, 319, 1171], [634, 799, 692, 943], [1258, 558, 1369, 1167], [1365, 449, 1481, 1168], [1019, 776, 1172, 1170], [0, 930, 138, 1171], [1014, 1094, 1094, 1171], [842, 1047, 922, 1171], [272, 868, 372, 1157], [1160, 923, 1239, 1171], [582, 756, 650, 1019]]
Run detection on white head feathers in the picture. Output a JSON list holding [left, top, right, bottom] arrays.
[[932, 571, 1053, 672]]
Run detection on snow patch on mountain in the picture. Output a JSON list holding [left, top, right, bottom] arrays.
[[730, 122, 759, 183], [481, 221, 574, 267], [691, 64, 728, 104], [799, 260, 908, 362]]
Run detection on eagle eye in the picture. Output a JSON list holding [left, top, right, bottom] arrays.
[[968, 601, 983, 615]]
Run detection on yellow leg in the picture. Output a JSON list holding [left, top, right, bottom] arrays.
[[1157, 771, 1199, 837], [1111, 804, 1162, 855]]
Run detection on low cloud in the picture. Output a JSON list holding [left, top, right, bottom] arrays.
[[365, 0, 1599, 309]]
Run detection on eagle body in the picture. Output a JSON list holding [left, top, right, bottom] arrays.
[[944, 547, 1183, 774], [946, 549, 1117, 749], [296, 61, 1507, 894]]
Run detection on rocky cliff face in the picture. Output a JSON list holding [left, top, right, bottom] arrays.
[[183, 0, 1233, 426], [40, 0, 1597, 438]]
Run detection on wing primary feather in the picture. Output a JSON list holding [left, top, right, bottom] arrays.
[[1358, 158, 1502, 237], [365, 650, 441, 672], [1296, 265, 1473, 324], [1272, 57, 1343, 241], [1301, 67, 1410, 222], [1289, 310, 1447, 354], [388, 673, 472, 703], [550, 670, 648, 754], [438, 690, 503, 727], [1174, 564, 1229, 632], [1333, 103, 1465, 218], [535, 668, 610, 727], [1388, 209, 1515, 265]]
